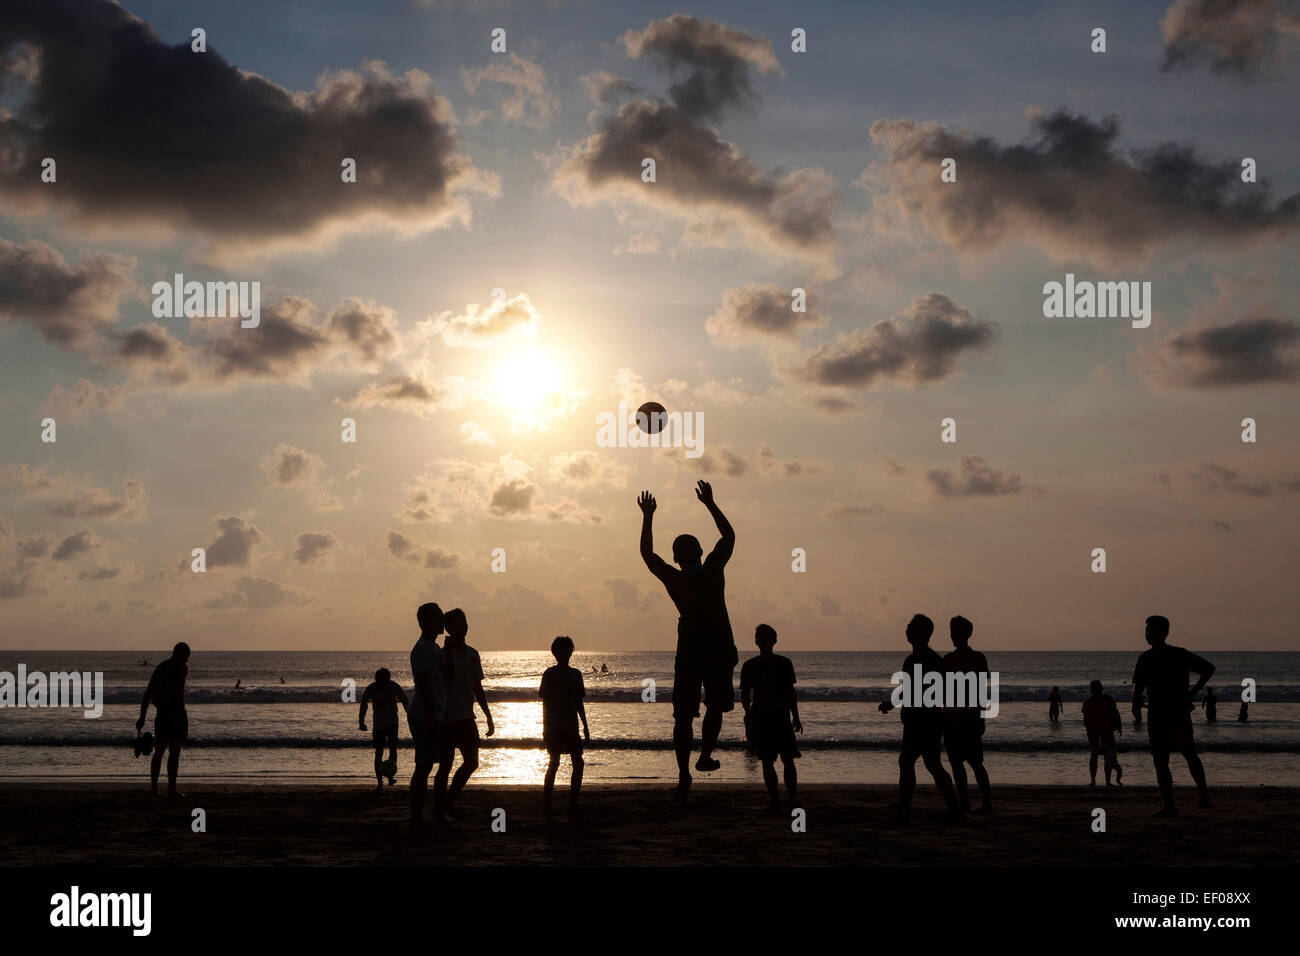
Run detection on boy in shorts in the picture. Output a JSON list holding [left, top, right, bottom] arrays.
[[740, 624, 802, 810], [540, 636, 590, 818]]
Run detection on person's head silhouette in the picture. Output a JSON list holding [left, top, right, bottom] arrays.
[[417, 602, 444, 636], [551, 635, 575, 664], [1090, 679, 1103, 697], [376, 667, 390, 683], [1144, 615, 1170, 647], [671, 533, 703, 570], [172, 642, 190, 663], [445, 608, 468, 643], [754, 623, 777, 653], [949, 615, 973, 648], [905, 613, 934, 649]]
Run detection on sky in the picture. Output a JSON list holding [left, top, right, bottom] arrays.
[[1, 0, 1298, 651]]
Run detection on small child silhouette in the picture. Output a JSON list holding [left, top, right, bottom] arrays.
[[540, 636, 590, 818], [740, 624, 802, 810]]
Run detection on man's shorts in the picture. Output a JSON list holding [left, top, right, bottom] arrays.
[[372, 724, 398, 750], [543, 723, 583, 757], [901, 714, 944, 756], [943, 714, 985, 763], [672, 660, 735, 719], [745, 708, 799, 762], [1086, 726, 1116, 754], [440, 717, 480, 761], [154, 708, 188, 744], [407, 711, 442, 766], [1147, 709, 1194, 756]]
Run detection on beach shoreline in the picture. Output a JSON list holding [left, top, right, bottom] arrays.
[[2, 782, 1295, 867]]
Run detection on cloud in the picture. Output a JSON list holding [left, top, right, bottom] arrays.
[[604, 577, 640, 609], [489, 478, 538, 516], [673, 444, 749, 477], [429, 293, 540, 348], [51, 529, 99, 561], [205, 577, 306, 611], [260, 444, 341, 511], [553, 15, 834, 260], [1161, 0, 1300, 73], [78, 565, 121, 581], [459, 420, 495, 446], [423, 549, 458, 570], [579, 70, 641, 105], [862, 109, 1299, 266], [324, 300, 401, 365], [1131, 309, 1300, 387], [401, 455, 601, 524], [756, 443, 824, 477], [0, 464, 148, 522], [819, 594, 841, 616], [461, 53, 559, 127], [203, 516, 264, 568], [341, 374, 468, 419], [292, 532, 338, 565], [385, 529, 459, 570], [1187, 461, 1300, 496], [0, 239, 134, 346], [791, 293, 995, 389], [545, 451, 628, 488], [0, 0, 494, 250], [706, 284, 826, 347], [927, 457, 1027, 498]]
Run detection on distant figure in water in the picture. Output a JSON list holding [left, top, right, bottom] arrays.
[[943, 615, 992, 814], [1237, 701, 1248, 723], [601, 663, 609, 674], [279, 676, 286, 685], [1048, 686, 1062, 722], [360, 667, 408, 790], [638, 480, 739, 805], [137, 642, 190, 798], [1082, 679, 1123, 787], [1132, 615, 1213, 816], [540, 636, 590, 818], [234, 679, 242, 690], [740, 624, 801, 810], [1203, 687, 1217, 723], [436, 608, 494, 820], [879, 614, 961, 824]]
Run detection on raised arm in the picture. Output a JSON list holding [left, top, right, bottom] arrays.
[[637, 491, 663, 569], [696, 480, 734, 564]]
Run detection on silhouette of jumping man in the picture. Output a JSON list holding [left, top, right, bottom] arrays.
[[541, 636, 590, 818], [360, 667, 408, 790], [1131, 615, 1213, 816], [638, 480, 738, 805], [1082, 679, 1123, 787], [942, 615, 992, 814], [1048, 686, 1062, 723], [137, 641, 190, 798], [879, 614, 961, 823], [435, 608, 494, 820], [1203, 686, 1217, 723], [407, 603, 446, 833], [740, 624, 802, 810]]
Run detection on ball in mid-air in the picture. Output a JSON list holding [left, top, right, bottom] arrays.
[[636, 401, 667, 434]]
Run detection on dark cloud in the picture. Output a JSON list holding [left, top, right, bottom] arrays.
[[1161, 0, 1300, 73], [386, 530, 415, 559], [1132, 310, 1300, 387], [706, 284, 825, 346], [0, 465, 148, 523], [0, 0, 490, 247], [1187, 461, 1300, 496], [422, 549, 457, 570], [864, 109, 1299, 265], [78, 565, 120, 580], [0, 239, 133, 346], [604, 577, 639, 609], [756, 443, 822, 477], [927, 457, 1027, 498], [675, 445, 749, 477], [554, 16, 833, 259], [386, 529, 457, 569], [793, 293, 996, 389], [15, 532, 53, 558], [292, 532, 338, 565], [204, 516, 264, 568], [51, 529, 98, 561], [325, 300, 400, 364], [342, 375, 461, 419], [489, 479, 539, 516]]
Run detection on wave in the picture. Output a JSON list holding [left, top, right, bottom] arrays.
[[3, 735, 1296, 753], [92, 685, 1300, 705]]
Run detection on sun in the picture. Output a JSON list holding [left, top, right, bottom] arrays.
[[492, 347, 564, 414]]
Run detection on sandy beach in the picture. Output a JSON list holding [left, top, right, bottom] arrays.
[[1, 781, 1295, 867]]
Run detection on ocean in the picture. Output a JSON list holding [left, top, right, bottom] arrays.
[[2, 650, 1297, 785]]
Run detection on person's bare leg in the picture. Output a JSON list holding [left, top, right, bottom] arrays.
[[448, 750, 478, 805], [922, 751, 960, 814], [897, 750, 918, 821], [1153, 752, 1175, 814], [1184, 749, 1210, 807], [150, 742, 164, 794], [950, 758, 971, 811], [544, 755, 560, 816], [782, 757, 797, 806], [374, 747, 384, 790], [166, 743, 182, 797], [699, 707, 722, 768], [569, 755, 584, 810], [761, 759, 779, 805], [410, 761, 432, 831], [971, 760, 992, 809], [432, 762, 449, 822], [1089, 750, 1099, 785], [672, 717, 693, 800]]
